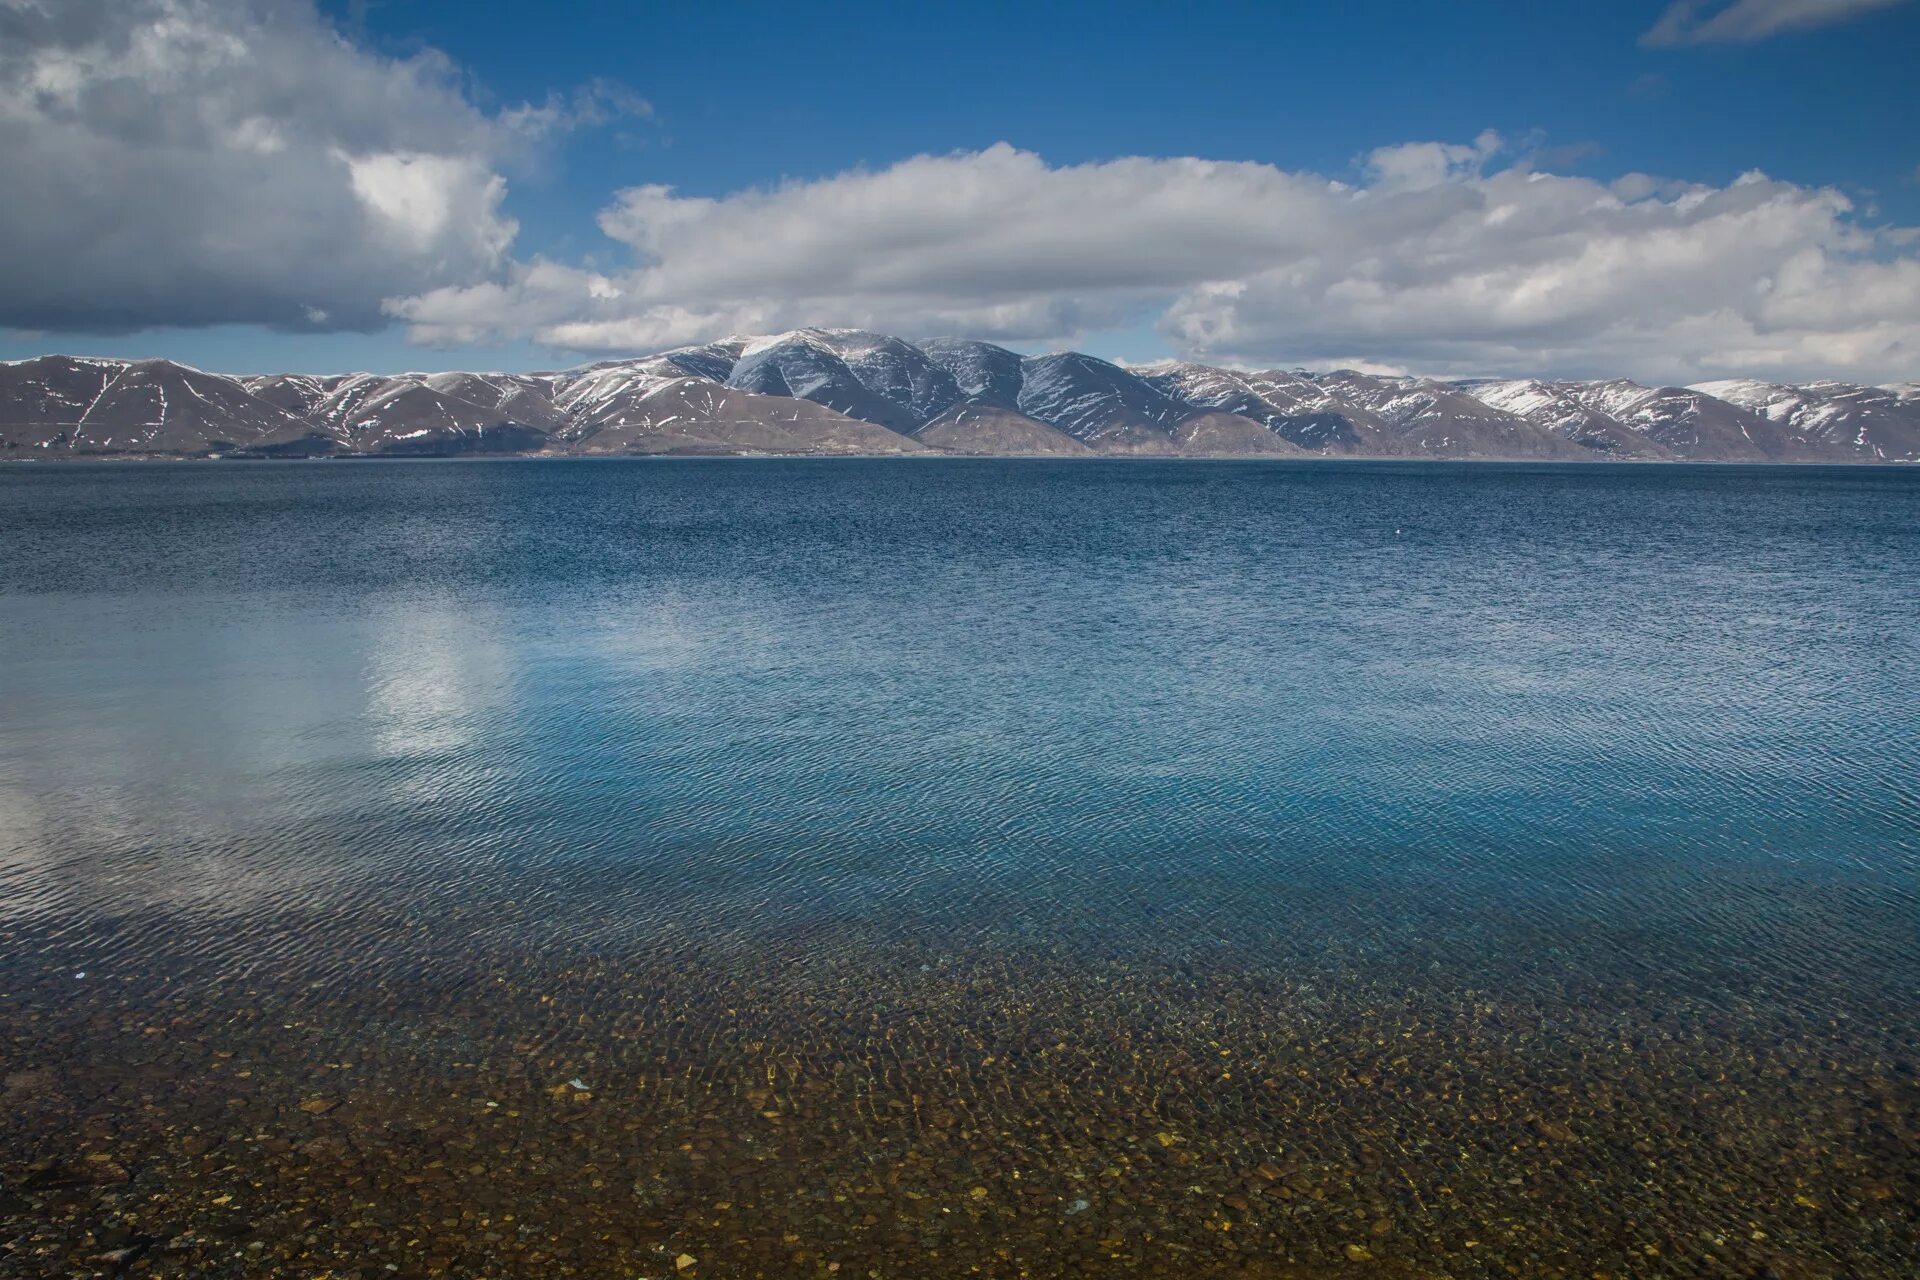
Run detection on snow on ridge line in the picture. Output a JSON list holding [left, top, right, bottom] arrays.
[[736, 327, 900, 360], [1, 354, 131, 370], [1, 354, 228, 377], [738, 329, 825, 359]]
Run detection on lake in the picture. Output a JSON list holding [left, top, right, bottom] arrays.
[[1, 458, 1915, 1278]]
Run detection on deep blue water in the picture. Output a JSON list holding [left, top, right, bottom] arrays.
[[1, 458, 1916, 1276], [3, 460, 1915, 992]]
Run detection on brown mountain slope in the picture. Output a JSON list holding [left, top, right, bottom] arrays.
[[1171, 410, 1304, 456], [555, 378, 924, 455], [914, 404, 1090, 455]]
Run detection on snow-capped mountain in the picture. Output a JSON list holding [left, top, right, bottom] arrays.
[[241, 372, 347, 419], [919, 338, 1028, 409], [1315, 371, 1588, 459], [1464, 379, 1674, 458], [1692, 378, 1920, 461], [777, 329, 963, 427], [0, 356, 302, 454], [1140, 362, 1395, 452], [1563, 379, 1803, 460], [724, 330, 935, 435], [1, 337, 1913, 462], [1014, 351, 1193, 447]]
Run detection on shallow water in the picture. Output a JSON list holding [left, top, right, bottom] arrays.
[[0, 458, 1915, 1279]]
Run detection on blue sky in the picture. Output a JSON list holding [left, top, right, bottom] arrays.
[[3, 0, 1917, 380], [389, 0, 1920, 226]]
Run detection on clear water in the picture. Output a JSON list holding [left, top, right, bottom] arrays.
[[1, 459, 1915, 1279]]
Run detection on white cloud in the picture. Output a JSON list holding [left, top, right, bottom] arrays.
[[389, 141, 1920, 384], [1363, 130, 1504, 191], [342, 152, 512, 256], [0, 0, 640, 333], [1641, 0, 1911, 46]]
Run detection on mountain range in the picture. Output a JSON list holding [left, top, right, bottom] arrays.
[[3, 330, 1917, 462]]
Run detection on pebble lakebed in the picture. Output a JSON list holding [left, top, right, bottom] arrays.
[[4, 914, 1913, 1280]]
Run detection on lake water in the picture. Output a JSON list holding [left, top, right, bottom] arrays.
[[1, 458, 1915, 1279]]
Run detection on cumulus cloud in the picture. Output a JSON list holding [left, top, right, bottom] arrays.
[[1641, 0, 1911, 46], [389, 139, 1920, 384], [0, 0, 640, 333]]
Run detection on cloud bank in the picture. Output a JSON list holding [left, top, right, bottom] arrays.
[[0, 0, 638, 333], [391, 137, 1920, 384]]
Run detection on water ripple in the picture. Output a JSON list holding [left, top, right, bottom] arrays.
[[1, 460, 1916, 1275]]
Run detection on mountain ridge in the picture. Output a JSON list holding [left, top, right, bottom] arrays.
[[2, 333, 1914, 462]]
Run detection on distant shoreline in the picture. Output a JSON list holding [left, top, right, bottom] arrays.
[[4, 452, 1914, 468], [7, 340, 1915, 465]]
